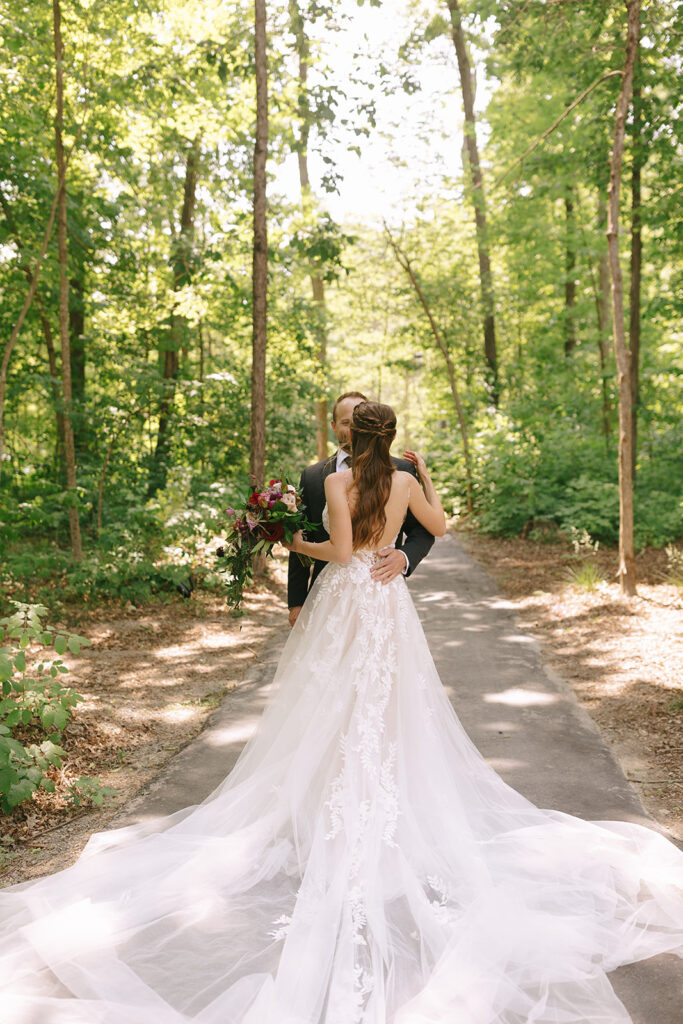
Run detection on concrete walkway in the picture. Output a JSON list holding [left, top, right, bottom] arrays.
[[112, 534, 681, 1023]]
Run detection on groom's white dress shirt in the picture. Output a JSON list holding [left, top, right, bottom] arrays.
[[334, 448, 409, 574]]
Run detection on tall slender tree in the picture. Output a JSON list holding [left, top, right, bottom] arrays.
[[446, 0, 499, 404], [148, 136, 200, 497], [0, 194, 65, 472], [250, 0, 268, 489], [69, 237, 87, 459], [52, 0, 82, 559], [628, 39, 642, 480], [290, 0, 329, 461], [564, 185, 577, 356], [607, 0, 641, 596], [385, 226, 473, 515], [594, 198, 613, 442]]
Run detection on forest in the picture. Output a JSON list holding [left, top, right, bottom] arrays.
[[0, 0, 681, 616]]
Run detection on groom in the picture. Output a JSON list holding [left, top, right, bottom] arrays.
[[287, 391, 435, 626]]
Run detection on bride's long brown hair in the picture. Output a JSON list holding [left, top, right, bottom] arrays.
[[350, 402, 397, 549]]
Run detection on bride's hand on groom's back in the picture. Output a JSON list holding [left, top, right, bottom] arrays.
[[403, 449, 428, 483]]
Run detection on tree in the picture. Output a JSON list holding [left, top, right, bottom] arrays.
[[250, 0, 268, 490], [290, 0, 329, 461], [607, 0, 640, 595], [52, 0, 82, 560], [0, 192, 60, 477], [563, 185, 577, 356], [385, 225, 473, 515], [148, 136, 200, 498], [446, 0, 499, 404], [628, 38, 642, 480]]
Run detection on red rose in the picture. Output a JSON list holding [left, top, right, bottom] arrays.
[[260, 521, 285, 542], [248, 492, 260, 506]]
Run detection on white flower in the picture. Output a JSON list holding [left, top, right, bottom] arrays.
[[281, 492, 297, 511]]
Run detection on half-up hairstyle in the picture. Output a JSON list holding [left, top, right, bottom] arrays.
[[350, 402, 397, 549]]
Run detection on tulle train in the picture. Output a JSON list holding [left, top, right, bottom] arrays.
[[1, 550, 682, 1023]]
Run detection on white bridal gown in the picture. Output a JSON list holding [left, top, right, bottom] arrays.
[[1, 513, 682, 1024]]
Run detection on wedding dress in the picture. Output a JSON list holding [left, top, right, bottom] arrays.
[[1, 509, 682, 1024]]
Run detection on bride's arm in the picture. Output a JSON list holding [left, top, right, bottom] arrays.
[[288, 473, 353, 564], [403, 453, 446, 537]]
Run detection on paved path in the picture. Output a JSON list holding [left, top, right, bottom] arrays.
[[112, 535, 681, 1023]]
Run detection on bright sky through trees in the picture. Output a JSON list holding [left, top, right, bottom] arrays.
[[274, 0, 493, 222]]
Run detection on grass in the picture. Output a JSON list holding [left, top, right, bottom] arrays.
[[563, 559, 603, 591]]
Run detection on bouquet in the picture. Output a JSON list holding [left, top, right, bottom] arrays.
[[215, 476, 318, 613]]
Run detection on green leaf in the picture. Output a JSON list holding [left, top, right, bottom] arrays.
[[67, 636, 80, 655], [52, 707, 68, 731], [0, 655, 12, 682], [1, 735, 30, 759], [0, 766, 17, 794], [54, 635, 68, 655], [7, 778, 36, 808], [13, 651, 26, 672]]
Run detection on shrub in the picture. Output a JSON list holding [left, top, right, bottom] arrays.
[[0, 602, 113, 814], [555, 475, 621, 544]]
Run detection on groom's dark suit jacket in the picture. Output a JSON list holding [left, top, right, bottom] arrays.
[[287, 453, 435, 609]]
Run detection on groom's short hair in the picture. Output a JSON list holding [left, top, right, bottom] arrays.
[[332, 391, 368, 422]]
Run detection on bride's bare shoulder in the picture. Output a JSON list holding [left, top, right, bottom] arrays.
[[394, 470, 414, 490], [324, 470, 351, 494]]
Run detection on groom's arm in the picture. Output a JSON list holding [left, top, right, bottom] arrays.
[[287, 470, 312, 610], [397, 509, 435, 577], [395, 459, 435, 577]]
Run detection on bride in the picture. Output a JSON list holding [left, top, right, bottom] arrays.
[[1, 401, 682, 1024]]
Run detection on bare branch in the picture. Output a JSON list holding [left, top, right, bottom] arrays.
[[489, 70, 623, 192], [383, 222, 473, 516]]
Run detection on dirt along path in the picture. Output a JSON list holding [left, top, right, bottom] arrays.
[[456, 528, 683, 841], [1, 561, 290, 888]]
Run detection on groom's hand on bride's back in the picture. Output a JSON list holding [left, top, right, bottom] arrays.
[[370, 547, 409, 585]]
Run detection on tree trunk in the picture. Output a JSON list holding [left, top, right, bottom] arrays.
[[595, 198, 612, 442], [385, 226, 474, 516], [310, 275, 328, 460], [564, 185, 577, 356], [446, 0, 499, 404], [607, 0, 640, 596], [148, 137, 200, 497], [0, 193, 66, 472], [290, 1, 328, 460], [0, 191, 60, 477], [53, 0, 82, 560], [628, 42, 642, 482], [41, 293, 67, 477], [250, 0, 268, 490], [69, 254, 87, 459]]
